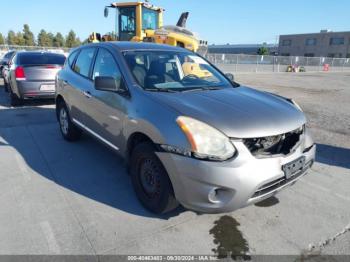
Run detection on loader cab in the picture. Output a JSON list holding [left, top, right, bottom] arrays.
[[118, 6, 137, 41], [111, 2, 164, 42]]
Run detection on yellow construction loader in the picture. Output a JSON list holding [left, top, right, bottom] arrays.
[[89, 1, 208, 54]]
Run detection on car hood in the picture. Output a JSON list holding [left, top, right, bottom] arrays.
[[148, 86, 306, 138]]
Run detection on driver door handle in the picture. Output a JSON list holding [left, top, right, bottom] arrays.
[[83, 91, 92, 99]]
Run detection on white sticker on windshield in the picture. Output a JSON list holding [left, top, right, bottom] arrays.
[[188, 56, 209, 65]]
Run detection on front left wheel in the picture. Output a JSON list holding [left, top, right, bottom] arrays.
[[130, 142, 179, 214]]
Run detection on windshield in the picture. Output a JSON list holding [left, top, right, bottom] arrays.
[[142, 7, 158, 30], [124, 51, 233, 91]]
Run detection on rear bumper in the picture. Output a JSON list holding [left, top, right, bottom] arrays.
[[16, 80, 56, 99]]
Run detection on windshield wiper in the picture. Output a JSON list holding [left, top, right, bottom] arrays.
[[144, 88, 178, 93], [182, 86, 222, 92]]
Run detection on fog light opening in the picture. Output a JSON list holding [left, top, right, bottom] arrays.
[[208, 188, 221, 204]]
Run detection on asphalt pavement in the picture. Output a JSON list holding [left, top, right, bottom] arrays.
[[0, 73, 349, 259]]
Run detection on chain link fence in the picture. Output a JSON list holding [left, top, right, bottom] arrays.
[[0, 45, 70, 56], [2, 45, 350, 73], [205, 53, 350, 73]]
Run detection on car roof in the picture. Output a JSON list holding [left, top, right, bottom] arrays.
[[16, 51, 65, 56], [83, 41, 192, 53]]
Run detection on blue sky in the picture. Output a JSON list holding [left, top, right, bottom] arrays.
[[1, 0, 349, 44]]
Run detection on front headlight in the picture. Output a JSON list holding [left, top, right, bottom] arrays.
[[176, 116, 236, 161]]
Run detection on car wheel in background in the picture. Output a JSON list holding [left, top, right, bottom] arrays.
[[130, 142, 179, 214], [57, 101, 82, 141], [9, 88, 23, 107], [3, 81, 8, 92]]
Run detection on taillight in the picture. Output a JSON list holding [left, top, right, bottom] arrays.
[[15, 66, 26, 80]]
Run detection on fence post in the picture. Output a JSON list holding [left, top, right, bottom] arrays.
[[235, 55, 238, 72]]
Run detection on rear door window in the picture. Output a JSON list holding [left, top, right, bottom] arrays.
[[18, 53, 66, 65], [73, 48, 96, 78]]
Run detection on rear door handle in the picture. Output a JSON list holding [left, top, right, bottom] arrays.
[[83, 91, 92, 99]]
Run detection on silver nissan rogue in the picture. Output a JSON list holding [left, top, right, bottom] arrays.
[[55, 42, 316, 214]]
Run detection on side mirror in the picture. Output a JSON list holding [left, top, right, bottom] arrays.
[[225, 73, 234, 82], [94, 76, 121, 92]]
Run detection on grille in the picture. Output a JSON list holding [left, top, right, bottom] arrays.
[[251, 160, 313, 198], [243, 126, 304, 157]]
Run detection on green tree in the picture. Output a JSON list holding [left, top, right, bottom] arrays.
[[23, 24, 35, 46], [0, 33, 5, 45], [65, 30, 81, 48], [15, 32, 25, 46], [75, 37, 82, 46], [53, 32, 65, 47], [7, 30, 17, 45], [38, 29, 52, 46], [257, 43, 269, 55], [81, 38, 89, 45], [47, 32, 54, 46]]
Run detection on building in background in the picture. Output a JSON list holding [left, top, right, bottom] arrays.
[[208, 44, 278, 55], [278, 30, 350, 58]]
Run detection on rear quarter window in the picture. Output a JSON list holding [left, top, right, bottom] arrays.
[[67, 50, 79, 68], [18, 53, 66, 66], [73, 48, 96, 78]]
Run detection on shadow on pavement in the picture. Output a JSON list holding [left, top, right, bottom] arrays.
[[254, 196, 279, 207], [0, 105, 183, 219], [316, 143, 350, 169]]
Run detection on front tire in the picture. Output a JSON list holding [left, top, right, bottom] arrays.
[[130, 142, 179, 214], [57, 101, 82, 141]]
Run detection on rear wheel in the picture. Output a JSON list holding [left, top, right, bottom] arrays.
[[9, 87, 23, 107], [130, 142, 179, 214], [57, 101, 82, 141], [3, 80, 8, 92]]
